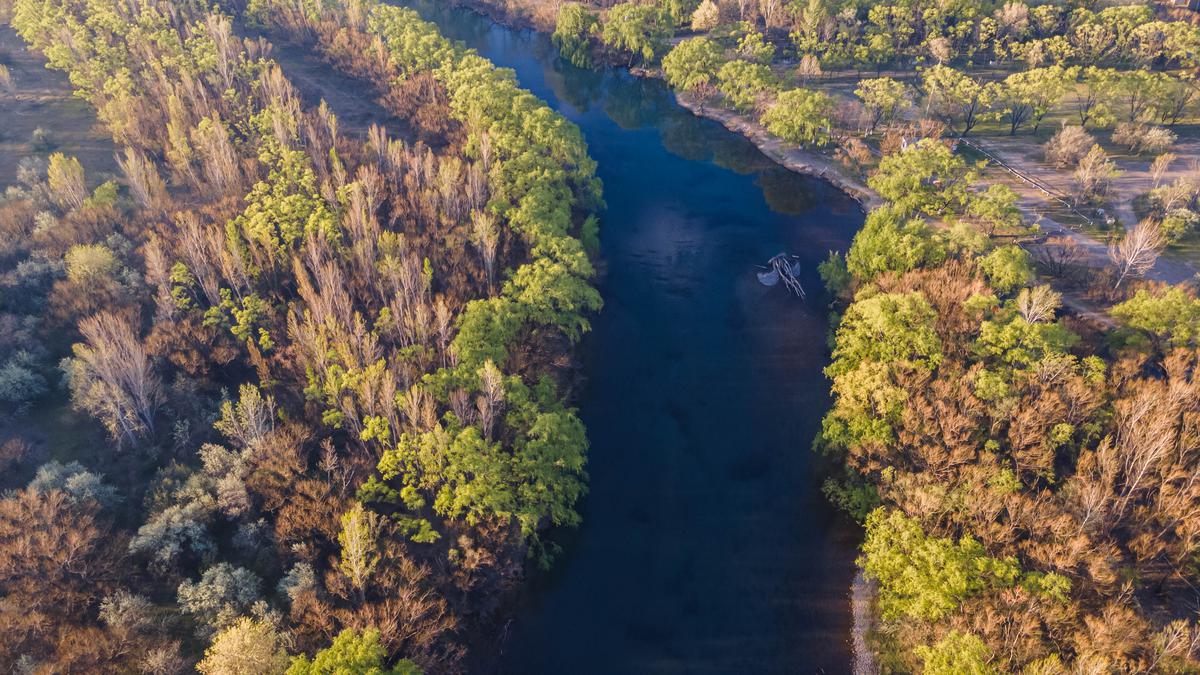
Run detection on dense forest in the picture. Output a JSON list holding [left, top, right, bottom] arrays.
[[0, 0, 601, 670], [5, 0, 1200, 672]]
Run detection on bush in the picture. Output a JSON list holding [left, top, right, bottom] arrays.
[[0, 350, 47, 406], [1043, 125, 1094, 168], [177, 563, 264, 635], [690, 0, 719, 31], [1161, 209, 1200, 243], [28, 460, 120, 506], [1112, 122, 1176, 155], [64, 243, 119, 284]]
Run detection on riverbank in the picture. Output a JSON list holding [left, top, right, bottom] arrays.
[[664, 82, 880, 210], [451, 0, 880, 212]]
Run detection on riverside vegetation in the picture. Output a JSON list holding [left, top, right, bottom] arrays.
[[508, 0, 1200, 671], [0, 0, 600, 670]]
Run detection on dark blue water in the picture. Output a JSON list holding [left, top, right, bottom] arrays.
[[403, 4, 865, 671]]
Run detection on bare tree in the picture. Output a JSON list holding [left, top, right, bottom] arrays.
[[1032, 235, 1084, 280], [1150, 152, 1176, 189], [1108, 220, 1165, 289], [470, 210, 499, 293], [117, 147, 168, 212], [66, 312, 163, 445], [1016, 285, 1062, 324], [475, 360, 505, 441]]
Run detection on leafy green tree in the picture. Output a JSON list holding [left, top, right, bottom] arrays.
[[855, 76, 909, 134], [921, 65, 999, 135], [1112, 286, 1200, 348], [845, 205, 946, 282], [1000, 66, 1072, 134], [860, 508, 1020, 622], [287, 629, 421, 675], [827, 292, 943, 380], [868, 139, 976, 216], [715, 60, 776, 111], [761, 88, 833, 147], [662, 37, 724, 92], [979, 245, 1033, 295], [553, 4, 598, 68], [736, 31, 775, 63], [915, 631, 996, 675], [969, 185, 1022, 236], [658, 0, 699, 27], [600, 2, 672, 65]]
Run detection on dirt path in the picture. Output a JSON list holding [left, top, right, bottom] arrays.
[[252, 30, 417, 142], [0, 26, 117, 188], [971, 136, 1198, 286]]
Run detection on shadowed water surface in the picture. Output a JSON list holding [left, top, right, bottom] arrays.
[[401, 4, 864, 671]]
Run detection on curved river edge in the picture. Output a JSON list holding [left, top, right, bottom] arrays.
[[431, 1, 880, 670], [451, 0, 882, 214]]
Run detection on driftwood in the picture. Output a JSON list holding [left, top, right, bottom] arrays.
[[757, 253, 805, 298]]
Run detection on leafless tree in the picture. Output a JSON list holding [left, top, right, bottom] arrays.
[[1032, 235, 1084, 280], [1108, 220, 1165, 289], [1016, 285, 1061, 324], [471, 210, 499, 293], [1151, 152, 1177, 189], [117, 147, 168, 212], [68, 312, 163, 444]]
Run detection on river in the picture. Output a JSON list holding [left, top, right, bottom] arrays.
[[397, 3, 868, 672]]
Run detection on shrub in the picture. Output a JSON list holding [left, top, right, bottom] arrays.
[[177, 563, 264, 635], [1112, 122, 1176, 155], [1161, 209, 1200, 243], [1043, 125, 1094, 168], [28, 460, 120, 507], [0, 351, 47, 406], [690, 0, 719, 31]]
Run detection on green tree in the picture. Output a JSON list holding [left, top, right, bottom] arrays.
[[860, 508, 1020, 622], [827, 292, 943, 380], [868, 139, 976, 216], [855, 76, 909, 134], [921, 65, 999, 135], [1000, 66, 1072, 135], [845, 205, 946, 282], [915, 631, 996, 675], [553, 4, 598, 68], [715, 60, 776, 111], [600, 2, 672, 65], [287, 629, 421, 675], [761, 88, 834, 147], [979, 245, 1034, 294], [662, 37, 724, 92], [969, 185, 1022, 236], [1112, 286, 1200, 348]]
